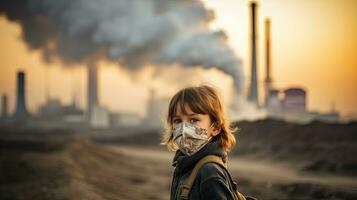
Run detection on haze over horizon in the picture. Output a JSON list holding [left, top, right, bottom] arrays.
[[0, 0, 356, 120]]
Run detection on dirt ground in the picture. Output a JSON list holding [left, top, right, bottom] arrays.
[[1, 123, 357, 200], [109, 145, 357, 200], [0, 132, 171, 200]]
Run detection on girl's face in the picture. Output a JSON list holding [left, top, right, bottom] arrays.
[[172, 103, 220, 136]]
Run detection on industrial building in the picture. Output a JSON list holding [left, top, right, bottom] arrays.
[[250, 1, 340, 123]]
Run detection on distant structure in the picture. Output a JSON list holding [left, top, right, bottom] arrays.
[[90, 105, 109, 128], [264, 87, 341, 123], [311, 101, 340, 123], [315, 112, 340, 123], [265, 89, 282, 118], [86, 63, 110, 127], [14, 71, 30, 120], [264, 17, 280, 118], [266, 87, 308, 122], [282, 88, 306, 121], [39, 98, 84, 118], [260, 16, 340, 123], [88, 63, 99, 121], [247, 1, 259, 107], [110, 112, 142, 127], [144, 89, 169, 127], [1, 94, 9, 119], [264, 18, 273, 106], [39, 98, 63, 119]]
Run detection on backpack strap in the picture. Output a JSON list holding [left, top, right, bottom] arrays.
[[221, 163, 248, 200], [179, 155, 247, 200], [179, 155, 226, 199]]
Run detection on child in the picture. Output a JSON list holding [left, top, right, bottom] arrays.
[[161, 85, 250, 200]]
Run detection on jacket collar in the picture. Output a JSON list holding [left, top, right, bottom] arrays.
[[172, 136, 227, 175]]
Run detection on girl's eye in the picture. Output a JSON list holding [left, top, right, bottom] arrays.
[[190, 118, 199, 123], [173, 119, 181, 124]]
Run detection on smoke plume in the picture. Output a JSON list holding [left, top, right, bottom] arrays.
[[0, 0, 243, 94]]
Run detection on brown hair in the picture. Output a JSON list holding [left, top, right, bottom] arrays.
[[161, 84, 238, 153]]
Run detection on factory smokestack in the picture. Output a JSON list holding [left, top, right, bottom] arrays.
[[264, 18, 273, 106], [88, 63, 99, 121], [14, 71, 30, 120], [247, 1, 259, 107]]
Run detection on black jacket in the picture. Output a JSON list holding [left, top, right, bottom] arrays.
[[170, 136, 236, 200]]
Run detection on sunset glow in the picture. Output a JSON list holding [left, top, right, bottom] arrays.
[[1, 0, 356, 119]]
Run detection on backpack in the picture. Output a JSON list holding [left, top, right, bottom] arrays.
[[179, 155, 257, 200]]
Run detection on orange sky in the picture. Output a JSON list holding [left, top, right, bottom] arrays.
[[0, 0, 357, 119]]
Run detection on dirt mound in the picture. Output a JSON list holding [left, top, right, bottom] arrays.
[[232, 119, 357, 176], [0, 131, 170, 200]]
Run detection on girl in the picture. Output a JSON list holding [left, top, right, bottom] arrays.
[[162, 85, 250, 200]]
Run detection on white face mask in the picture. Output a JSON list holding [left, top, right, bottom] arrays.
[[172, 122, 214, 156]]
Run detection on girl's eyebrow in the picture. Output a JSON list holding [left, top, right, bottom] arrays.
[[173, 113, 198, 118]]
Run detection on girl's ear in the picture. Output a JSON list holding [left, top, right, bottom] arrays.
[[211, 123, 221, 136]]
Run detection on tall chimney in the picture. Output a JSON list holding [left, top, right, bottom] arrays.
[[247, 1, 259, 107], [1, 94, 8, 119], [88, 63, 99, 120], [14, 71, 29, 119], [264, 18, 273, 106]]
